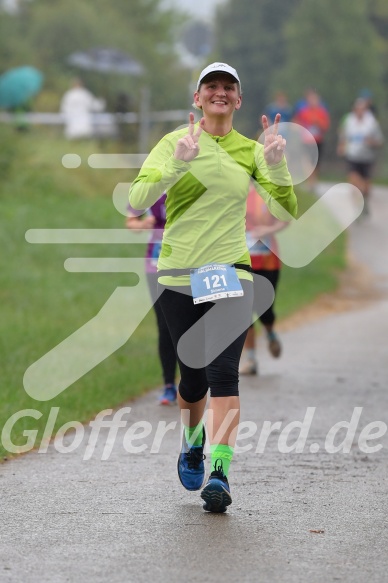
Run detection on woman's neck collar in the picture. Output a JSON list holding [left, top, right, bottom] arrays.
[[202, 118, 233, 137]]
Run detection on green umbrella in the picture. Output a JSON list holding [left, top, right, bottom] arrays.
[[0, 66, 44, 109]]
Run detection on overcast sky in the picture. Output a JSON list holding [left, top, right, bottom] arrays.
[[162, 0, 226, 20]]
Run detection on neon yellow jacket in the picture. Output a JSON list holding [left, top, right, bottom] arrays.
[[129, 126, 297, 285]]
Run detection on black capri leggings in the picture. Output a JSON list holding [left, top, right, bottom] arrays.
[[251, 269, 280, 328], [158, 280, 253, 403], [146, 273, 177, 386]]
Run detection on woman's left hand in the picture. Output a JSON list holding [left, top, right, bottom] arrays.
[[261, 113, 286, 166]]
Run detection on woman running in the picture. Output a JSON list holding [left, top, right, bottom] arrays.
[[129, 62, 297, 513]]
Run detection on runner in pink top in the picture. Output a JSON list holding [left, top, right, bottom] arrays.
[[240, 183, 289, 375]]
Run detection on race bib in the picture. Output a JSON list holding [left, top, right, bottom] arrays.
[[190, 263, 244, 305]]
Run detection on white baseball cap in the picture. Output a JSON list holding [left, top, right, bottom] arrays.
[[196, 62, 241, 91]]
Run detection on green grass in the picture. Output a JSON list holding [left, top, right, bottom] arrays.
[[0, 127, 346, 459]]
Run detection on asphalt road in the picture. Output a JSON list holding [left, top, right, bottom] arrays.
[[1, 184, 388, 583]]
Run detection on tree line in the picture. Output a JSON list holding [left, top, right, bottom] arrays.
[[0, 0, 190, 113], [1, 0, 387, 160], [213, 0, 388, 148]]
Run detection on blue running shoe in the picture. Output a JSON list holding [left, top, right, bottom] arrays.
[[177, 427, 206, 491], [159, 385, 177, 406], [201, 460, 232, 513]]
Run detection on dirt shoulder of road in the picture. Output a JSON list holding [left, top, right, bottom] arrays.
[[277, 252, 386, 332]]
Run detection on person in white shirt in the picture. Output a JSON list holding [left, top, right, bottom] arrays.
[[337, 98, 384, 214], [60, 78, 105, 140]]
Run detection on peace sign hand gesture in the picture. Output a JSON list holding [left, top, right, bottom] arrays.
[[174, 112, 205, 163], [261, 113, 286, 166]]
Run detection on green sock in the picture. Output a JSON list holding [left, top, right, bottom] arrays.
[[210, 444, 234, 477], [184, 422, 203, 447]]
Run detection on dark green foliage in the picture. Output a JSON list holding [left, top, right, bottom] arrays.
[[275, 0, 382, 118], [213, 0, 299, 136], [213, 0, 386, 139], [0, 0, 190, 112]]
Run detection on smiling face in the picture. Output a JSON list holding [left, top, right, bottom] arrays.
[[194, 73, 242, 118]]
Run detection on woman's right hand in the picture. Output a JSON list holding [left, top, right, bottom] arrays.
[[126, 215, 155, 231], [174, 112, 205, 162]]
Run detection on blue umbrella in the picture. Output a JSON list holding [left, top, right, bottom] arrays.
[[0, 66, 44, 109]]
